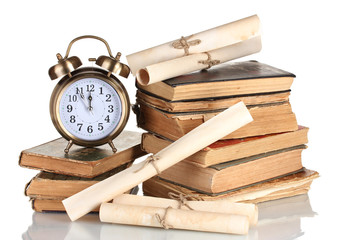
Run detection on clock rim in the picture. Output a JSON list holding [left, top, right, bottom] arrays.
[[50, 67, 130, 147]]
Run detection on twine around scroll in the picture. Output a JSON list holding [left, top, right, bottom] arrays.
[[168, 192, 204, 210], [198, 52, 221, 69], [134, 155, 161, 174], [172, 35, 201, 56], [155, 207, 174, 230]]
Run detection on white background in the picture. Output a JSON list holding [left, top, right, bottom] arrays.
[[1, 0, 338, 239]]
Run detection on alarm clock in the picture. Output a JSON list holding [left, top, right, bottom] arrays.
[[48, 35, 130, 153]]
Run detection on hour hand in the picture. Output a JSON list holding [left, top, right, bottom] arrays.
[[79, 93, 94, 115]]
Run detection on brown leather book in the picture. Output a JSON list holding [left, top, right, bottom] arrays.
[[137, 61, 295, 101], [142, 126, 308, 167], [136, 101, 298, 141], [19, 131, 145, 178], [158, 145, 306, 194]]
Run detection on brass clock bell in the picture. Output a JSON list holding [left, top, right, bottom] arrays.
[[49, 35, 131, 153]]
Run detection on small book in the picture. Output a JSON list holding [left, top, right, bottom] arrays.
[[158, 145, 306, 194], [142, 169, 319, 203], [137, 61, 295, 101], [142, 126, 309, 167], [19, 131, 145, 178], [136, 101, 298, 141], [25, 168, 139, 212]]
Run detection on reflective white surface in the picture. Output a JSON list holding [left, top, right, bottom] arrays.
[[22, 194, 316, 240]]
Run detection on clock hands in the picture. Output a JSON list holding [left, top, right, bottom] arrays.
[[79, 93, 94, 116], [88, 92, 93, 112]]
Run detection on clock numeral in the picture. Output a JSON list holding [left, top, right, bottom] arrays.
[[67, 105, 73, 113], [108, 105, 114, 113], [104, 115, 110, 123], [99, 87, 103, 95], [106, 94, 111, 102], [77, 123, 83, 131], [98, 123, 104, 131], [87, 125, 93, 133], [68, 95, 78, 102], [76, 87, 83, 94], [70, 115, 76, 123], [87, 84, 95, 92]]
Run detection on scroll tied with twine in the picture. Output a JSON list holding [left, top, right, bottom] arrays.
[[113, 192, 258, 226], [127, 15, 261, 85], [100, 202, 250, 234]]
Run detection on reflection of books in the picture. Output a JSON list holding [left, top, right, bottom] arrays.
[[142, 126, 308, 167], [19, 131, 145, 178], [143, 169, 319, 203], [136, 61, 295, 101]]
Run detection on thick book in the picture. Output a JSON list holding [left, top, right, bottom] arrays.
[[136, 89, 291, 113], [29, 186, 139, 212], [136, 61, 295, 101], [143, 169, 319, 203], [136, 101, 298, 141], [142, 126, 308, 167], [19, 131, 145, 178], [159, 145, 306, 193]]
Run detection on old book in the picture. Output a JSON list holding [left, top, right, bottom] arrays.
[[142, 169, 319, 204], [136, 89, 291, 113], [19, 131, 145, 178], [136, 61, 295, 101], [142, 126, 308, 167], [25, 164, 129, 199], [136, 101, 298, 140], [159, 145, 306, 193], [30, 185, 139, 213]]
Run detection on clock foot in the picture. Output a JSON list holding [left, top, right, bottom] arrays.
[[108, 140, 117, 153], [64, 140, 73, 153]]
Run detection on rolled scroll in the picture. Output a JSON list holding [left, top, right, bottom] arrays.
[[113, 194, 258, 225], [127, 15, 261, 75], [63, 101, 253, 221], [136, 36, 261, 85], [100, 203, 249, 235]]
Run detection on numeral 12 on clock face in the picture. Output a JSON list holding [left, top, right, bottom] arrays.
[[59, 77, 123, 141]]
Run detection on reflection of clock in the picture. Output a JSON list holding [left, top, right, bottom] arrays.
[[48, 35, 130, 153]]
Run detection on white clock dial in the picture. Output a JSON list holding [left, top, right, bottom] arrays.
[[58, 77, 123, 141]]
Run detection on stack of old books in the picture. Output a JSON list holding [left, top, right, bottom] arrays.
[[19, 131, 145, 212], [135, 60, 319, 203]]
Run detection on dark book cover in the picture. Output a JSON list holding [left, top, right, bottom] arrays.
[[163, 60, 296, 87]]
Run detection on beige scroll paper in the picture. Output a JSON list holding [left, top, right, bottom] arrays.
[[113, 193, 258, 225], [100, 203, 249, 235], [126, 15, 261, 85], [63, 101, 253, 221]]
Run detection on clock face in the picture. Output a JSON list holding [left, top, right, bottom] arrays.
[[58, 77, 123, 141]]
